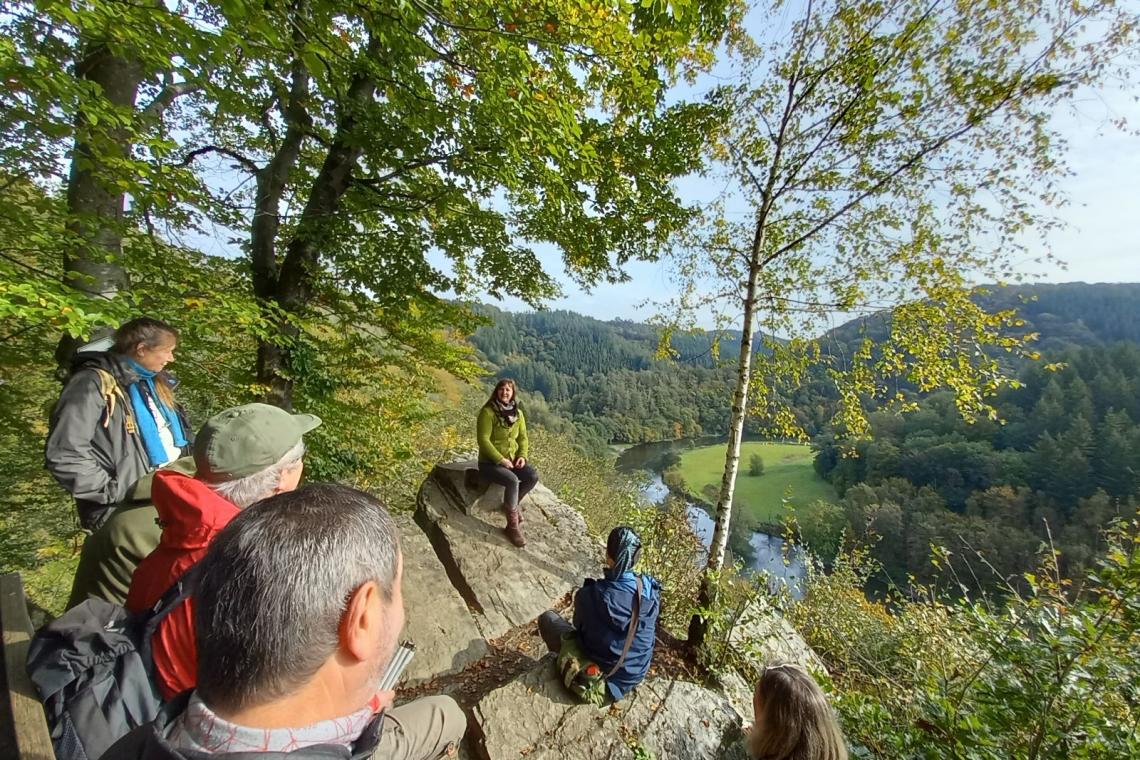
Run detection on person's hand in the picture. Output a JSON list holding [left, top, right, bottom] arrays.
[[514, 457, 527, 469], [499, 457, 513, 468], [369, 689, 396, 714]]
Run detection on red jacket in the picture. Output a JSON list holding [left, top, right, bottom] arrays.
[[124, 470, 240, 700]]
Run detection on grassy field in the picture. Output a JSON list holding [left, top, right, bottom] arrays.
[[674, 441, 836, 524]]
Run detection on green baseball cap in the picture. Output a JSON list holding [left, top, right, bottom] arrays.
[[194, 403, 321, 483]]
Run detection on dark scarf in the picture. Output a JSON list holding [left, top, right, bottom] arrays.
[[490, 397, 519, 427], [604, 526, 642, 580]]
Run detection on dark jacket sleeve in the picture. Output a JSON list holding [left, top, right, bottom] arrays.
[[45, 371, 122, 504], [572, 579, 596, 631]]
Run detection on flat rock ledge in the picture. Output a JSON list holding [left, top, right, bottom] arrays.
[[393, 513, 489, 684], [472, 656, 748, 760], [414, 462, 599, 641]]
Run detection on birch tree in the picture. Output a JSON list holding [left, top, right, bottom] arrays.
[[668, 0, 1139, 645]]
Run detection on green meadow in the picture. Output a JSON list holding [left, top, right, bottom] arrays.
[[674, 441, 836, 524]]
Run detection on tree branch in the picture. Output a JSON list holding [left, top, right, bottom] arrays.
[[177, 145, 260, 173], [142, 80, 201, 117]]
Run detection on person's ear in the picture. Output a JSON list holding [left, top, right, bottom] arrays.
[[339, 581, 383, 663]]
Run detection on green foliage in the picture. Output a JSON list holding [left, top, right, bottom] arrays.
[[748, 452, 764, 477], [789, 515, 1140, 758]]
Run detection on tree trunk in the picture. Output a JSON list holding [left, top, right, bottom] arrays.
[[250, 4, 311, 409], [255, 35, 382, 408], [54, 41, 144, 373], [688, 218, 765, 648]]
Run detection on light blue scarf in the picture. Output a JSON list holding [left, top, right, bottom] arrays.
[[125, 358, 187, 467]]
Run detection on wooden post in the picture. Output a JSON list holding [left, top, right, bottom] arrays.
[[1, 574, 54, 760]]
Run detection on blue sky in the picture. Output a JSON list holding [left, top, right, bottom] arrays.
[[489, 4, 1140, 328], [492, 83, 1140, 327]]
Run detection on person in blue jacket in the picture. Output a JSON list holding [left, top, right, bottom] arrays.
[[537, 525, 662, 702]]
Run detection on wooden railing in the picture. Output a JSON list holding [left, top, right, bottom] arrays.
[[0, 574, 54, 760]]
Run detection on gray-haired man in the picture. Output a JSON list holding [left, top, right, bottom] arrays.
[[102, 483, 465, 760]]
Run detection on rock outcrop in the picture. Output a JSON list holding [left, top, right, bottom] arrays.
[[472, 657, 748, 760], [396, 460, 823, 759], [393, 513, 488, 684], [727, 598, 825, 674], [414, 462, 598, 640]]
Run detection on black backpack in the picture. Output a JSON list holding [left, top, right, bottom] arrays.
[[26, 569, 197, 760]]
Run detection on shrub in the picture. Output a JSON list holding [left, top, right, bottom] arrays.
[[749, 453, 765, 476], [788, 514, 1140, 758]]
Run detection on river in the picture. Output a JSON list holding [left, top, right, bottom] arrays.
[[616, 439, 806, 597]]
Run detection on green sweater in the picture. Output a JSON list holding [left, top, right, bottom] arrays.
[[477, 404, 529, 463]]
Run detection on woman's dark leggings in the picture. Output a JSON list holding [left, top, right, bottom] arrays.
[[538, 610, 574, 653], [478, 460, 539, 512]]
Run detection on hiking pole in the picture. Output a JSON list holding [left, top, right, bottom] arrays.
[[377, 641, 416, 691]]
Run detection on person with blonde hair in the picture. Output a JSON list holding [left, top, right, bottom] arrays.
[[748, 662, 847, 760], [47, 317, 190, 530]]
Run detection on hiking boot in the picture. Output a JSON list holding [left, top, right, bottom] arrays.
[[504, 509, 526, 548], [505, 502, 524, 525]]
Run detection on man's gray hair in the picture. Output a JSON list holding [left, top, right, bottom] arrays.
[[208, 440, 305, 508], [194, 483, 401, 713]]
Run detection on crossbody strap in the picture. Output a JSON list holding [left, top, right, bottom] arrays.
[[606, 575, 642, 679]]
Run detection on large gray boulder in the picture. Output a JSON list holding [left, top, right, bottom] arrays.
[[393, 514, 488, 685], [472, 656, 747, 760], [726, 598, 825, 675], [415, 462, 599, 640]]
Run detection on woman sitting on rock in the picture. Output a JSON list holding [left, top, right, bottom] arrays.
[[476, 378, 539, 547], [747, 662, 847, 760], [537, 526, 662, 703]]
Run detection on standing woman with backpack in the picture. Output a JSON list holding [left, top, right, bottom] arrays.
[[477, 378, 539, 547], [46, 317, 191, 530]]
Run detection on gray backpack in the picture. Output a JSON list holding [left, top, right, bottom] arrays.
[[26, 570, 195, 760]]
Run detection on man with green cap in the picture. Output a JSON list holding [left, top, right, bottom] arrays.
[[123, 402, 320, 700]]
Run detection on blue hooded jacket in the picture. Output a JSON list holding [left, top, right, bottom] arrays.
[[572, 571, 661, 701]]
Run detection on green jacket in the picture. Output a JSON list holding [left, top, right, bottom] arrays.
[[477, 404, 529, 463], [66, 456, 197, 609]]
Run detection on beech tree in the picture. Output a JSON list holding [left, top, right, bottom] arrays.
[[660, 0, 1139, 645], [2, 0, 744, 407], [1, 0, 238, 364], [162, 0, 745, 407]]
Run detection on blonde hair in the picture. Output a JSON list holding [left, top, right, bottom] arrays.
[[749, 663, 847, 760], [113, 316, 179, 407]]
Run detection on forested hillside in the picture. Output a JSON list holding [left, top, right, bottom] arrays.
[[469, 283, 1140, 451], [824, 282, 1140, 356], [468, 306, 744, 449], [808, 341, 1140, 592]]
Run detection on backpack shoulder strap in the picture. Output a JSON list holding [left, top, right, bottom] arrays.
[[137, 564, 200, 668], [606, 575, 642, 679], [91, 367, 137, 434]]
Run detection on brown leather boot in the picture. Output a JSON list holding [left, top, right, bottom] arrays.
[[504, 509, 526, 547]]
